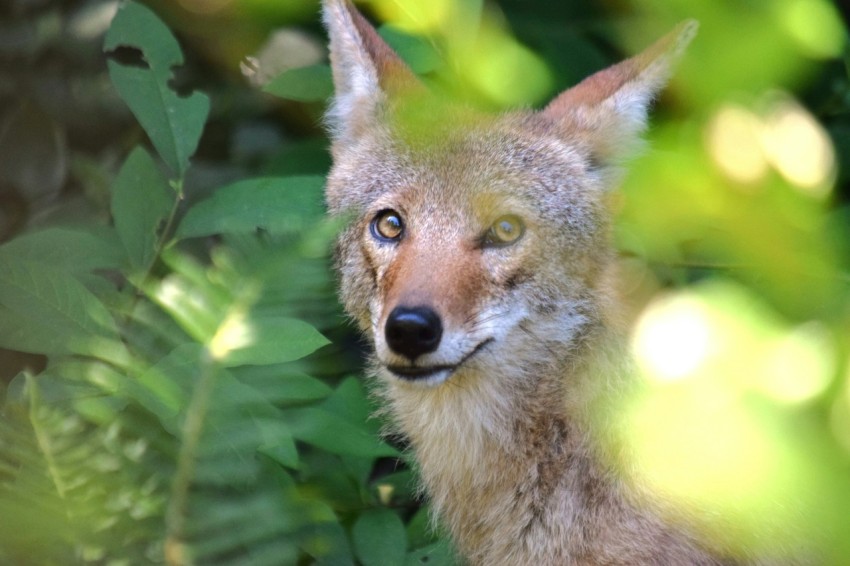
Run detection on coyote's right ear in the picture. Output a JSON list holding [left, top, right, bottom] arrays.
[[322, 0, 419, 144]]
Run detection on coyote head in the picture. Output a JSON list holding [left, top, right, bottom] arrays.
[[323, 0, 695, 392]]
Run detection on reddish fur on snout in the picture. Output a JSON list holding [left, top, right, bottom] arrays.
[[379, 232, 484, 331]]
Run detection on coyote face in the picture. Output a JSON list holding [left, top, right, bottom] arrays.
[[328, 112, 610, 388], [322, 1, 721, 563]]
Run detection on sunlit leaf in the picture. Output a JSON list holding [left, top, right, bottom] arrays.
[[218, 314, 329, 367], [103, 1, 209, 177]]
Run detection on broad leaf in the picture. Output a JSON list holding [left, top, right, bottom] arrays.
[[235, 368, 333, 405], [220, 314, 330, 367], [320, 377, 380, 435], [0, 259, 120, 358], [104, 1, 209, 177], [0, 226, 124, 276], [353, 509, 407, 566], [405, 540, 457, 566], [176, 176, 325, 238], [257, 420, 299, 469], [285, 408, 399, 458], [263, 64, 334, 102], [111, 146, 173, 272]]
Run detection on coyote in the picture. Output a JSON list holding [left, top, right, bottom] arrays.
[[322, 1, 738, 563]]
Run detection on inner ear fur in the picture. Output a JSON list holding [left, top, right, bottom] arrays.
[[323, 0, 420, 143], [541, 21, 698, 164]]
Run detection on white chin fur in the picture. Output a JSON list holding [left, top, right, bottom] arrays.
[[379, 365, 454, 387]]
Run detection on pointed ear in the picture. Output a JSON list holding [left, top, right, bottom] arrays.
[[322, 0, 420, 144], [541, 20, 697, 165]]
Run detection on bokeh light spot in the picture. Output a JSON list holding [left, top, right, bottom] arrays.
[[761, 98, 835, 197], [706, 105, 768, 186], [780, 0, 845, 59], [757, 322, 835, 404], [632, 292, 714, 383]]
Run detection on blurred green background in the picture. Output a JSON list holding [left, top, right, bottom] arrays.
[[0, 0, 848, 564]]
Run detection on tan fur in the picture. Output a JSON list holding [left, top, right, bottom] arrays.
[[321, 2, 765, 564]]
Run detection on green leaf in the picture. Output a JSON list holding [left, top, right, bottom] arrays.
[[405, 540, 457, 566], [111, 146, 173, 272], [129, 344, 198, 433], [235, 368, 333, 405], [0, 259, 120, 358], [285, 408, 399, 458], [320, 377, 381, 435], [104, 1, 209, 177], [176, 175, 325, 239], [263, 64, 334, 102], [257, 420, 299, 469], [379, 26, 442, 75], [0, 226, 124, 276], [353, 509, 407, 566], [221, 315, 330, 367]]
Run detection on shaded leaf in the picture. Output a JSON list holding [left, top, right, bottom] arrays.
[[104, 1, 209, 177], [353, 508, 407, 566], [111, 146, 173, 272], [235, 368, 333, 405], [0, 226, 124, 276], [0, 259, 120, 358], [320, 377, 379, 435], [285, 407, 398, 458], [405, 540, 457, 566], [177, 176, 325, 238], [257, 420, 299, 469], [263, 64, 334, 102]]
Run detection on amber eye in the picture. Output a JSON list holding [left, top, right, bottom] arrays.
[[484, 215, 524, 247], [370, 209, 404, 242]]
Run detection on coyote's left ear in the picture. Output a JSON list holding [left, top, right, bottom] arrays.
[[322, 0, 419, 145], [541, 21, 697, 165]]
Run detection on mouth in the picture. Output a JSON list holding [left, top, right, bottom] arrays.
[[385, 338, 493, 383]]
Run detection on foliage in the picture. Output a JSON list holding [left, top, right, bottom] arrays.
[[0, 2, 432, 564], [0, 0, 848, 565]]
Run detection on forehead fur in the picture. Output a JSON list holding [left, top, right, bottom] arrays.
[[325, 100, 605, 221]]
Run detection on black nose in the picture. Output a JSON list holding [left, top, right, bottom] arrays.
[[384, 306, 443, 361]]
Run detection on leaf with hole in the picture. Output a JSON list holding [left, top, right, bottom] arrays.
[[103, 1, 209, 177]]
